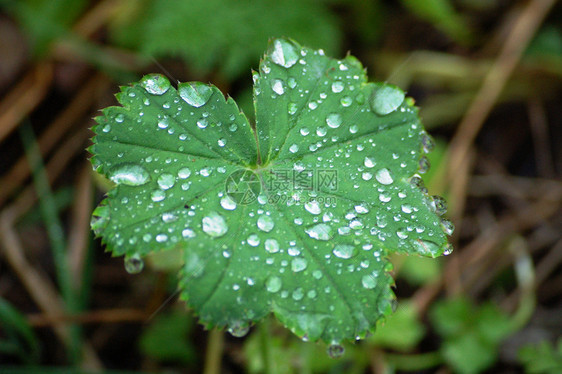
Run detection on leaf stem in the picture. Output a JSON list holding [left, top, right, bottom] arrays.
[[204, 328, 224, 374], [259, 319, 273, 374]]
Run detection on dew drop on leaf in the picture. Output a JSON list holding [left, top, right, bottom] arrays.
[[361, 274, 377, 289], [157, 173, 175, 190], [305, 223, 332, 241], [228, 322, 250, 338], [220, 196, 237, 211], [289, 144, 299, 153], [304, 201, 321, 215], [271, 79, 285, 95], [109, 164, 150, 186], [369, 84, 405, 115], [257, 215, 275, 232], [430, 195, 448, 216], [202, 212, 228, 237], [270, 39, 298, 68], [178, 167, 191, 179], [265, 275, 282, 293], [332, 244, 357, 259], [140, 74, 170, 95], [375, 168, 393, 185], [151, 189, 166, 202], [331, 80, 344, 93], [247, 234, 260, 247], [265, 238, 280, 253], [440, 218, 455, 236], [364, 157, 376, 168], [291, 258, 308, 272], [178, 82, 213, 108], [326, 113, 342, 128], [124, 254, 144, 274]]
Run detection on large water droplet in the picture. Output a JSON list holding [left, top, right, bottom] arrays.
[[265, 276, 282, 293], [431, 195, 448, 216], [140, 74, 170, 95], [228, 322, 250, 338], [202, 212, 228, 238], [375, 168, 393, 185], [440, 218, 455, 236], [331, 80, 344, 93], [109, 164, 150, 186], [326, 113, 342, 128], [257, 215, 275, 232], [369, 84, 405, 115], [178, 82, 213, 107], [178, 167, 191, 179], [124, 254, 144, 274], [157, 173, 175, 190], [327, 343, 345, 358], [270, 39, 298, 68], [418, 156, 430, 174], [305, 223, 332, 241], [332, 244, 357, 259], [421, 132, 435, 153]]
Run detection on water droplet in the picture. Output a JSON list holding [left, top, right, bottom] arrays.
[[265, 276, 282, 293], [178, 82, 213, 107], [349, 125, 358, 134], [217, 138, 227, 147], [109, 164, 150, 186], [157, 173, 175, 190], [305, 223, 332, 240], [124, 254, 144, 274], [361, 274, 377, 289], [304, 201, 321, 215], [247, 234, 260, 247], [271, 79, 285, 95], [443, 243, 454, 255], [202, 212, 228, 238], [308, 102, 318, 110], [220, 196, 237, 211], [291, 258, 308, 272], [431, 195, 448, 216], [162, 212, 178, 223], [300, 127, 310, 136], [340, 96, 352, 107], [197, 118, 208, 129], [369, 83, 405, 115], [151, 189, 166, 202], [257, 215, 275, 232], [331, 80, 344, 93], [355, 204, 369, 214], [418, 156, 430, 173], [364, 157, 376, 168], [265, 238, 280, 253], [421, 132, 435, 153], [228, 322, 250, 338], [289, 144, 299, 153], [440, 218, 455, 236], [115, 114, 124, 123], [140, 74, 170, 95], [326, 113, 342, 128], [327, 344, 345, 358], [411, 239, 440, 255], [178, 167, 191, 179], [332, 244, 357, 259], [288, 102, 298, 115], [182, 228, 196, 238], [288, 77, 297, 89], [270, 39, 298, 68], [292, 288, 304, 301], [375, 168, 393, 185], [156, 233, 168, 243]]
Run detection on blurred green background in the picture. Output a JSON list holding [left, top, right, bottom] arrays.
[[0, 0, 561, 373]]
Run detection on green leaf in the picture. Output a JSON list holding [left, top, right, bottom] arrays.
[[109, 0, 342, 79], [519, 339, 562, 374], [90, 38, 452, 347]]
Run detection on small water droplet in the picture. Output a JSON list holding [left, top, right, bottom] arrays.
[[151, 189, 166, 202], [289, 144, 299, 153], [340, 96, 352, 107], [140, 74, 170, 95], [431, 195, 448, 216], [369, 83, 405, 115], [361, 274, 377, 289], [364, 157, 376, 168], [304, 201, 321, 215], [265, 276, 282, 293], [421, 132, 435, 153], [124, 254, 144, 274], [257, 215, 275, 232], [288, 102, 298, 115], [178, 167, 191, 179], [300, 127, 310, 136], [197, 118, 208, 129], [418, 156, 430, 173], [109, 164, 150, 186], [202, 212, 228, 237], [440, 218, 455, 236], [247, 234, 260, 247], [375, 168, 393, 185]]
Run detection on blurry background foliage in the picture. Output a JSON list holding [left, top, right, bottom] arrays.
[[0, 0, 561, 373]]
